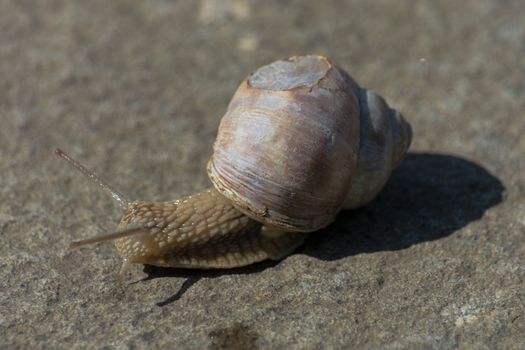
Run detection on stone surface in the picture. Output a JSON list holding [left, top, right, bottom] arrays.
[[1, 1, 524, 349]]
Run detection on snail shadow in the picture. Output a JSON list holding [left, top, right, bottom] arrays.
[[139, 260, 278, 306], [304, 153, 505, 260]]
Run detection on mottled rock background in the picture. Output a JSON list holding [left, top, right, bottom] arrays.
[[1, 1, 524, 349]]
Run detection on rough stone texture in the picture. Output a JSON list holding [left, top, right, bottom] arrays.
[[1, 1, 524, 349]]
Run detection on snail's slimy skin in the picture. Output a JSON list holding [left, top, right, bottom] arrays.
[[114, 188, 306, 269]]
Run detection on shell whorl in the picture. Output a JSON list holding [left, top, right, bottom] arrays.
[[343, 89, 412, 210]]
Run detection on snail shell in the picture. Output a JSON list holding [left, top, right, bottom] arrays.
[[208, 55, 411, 232]]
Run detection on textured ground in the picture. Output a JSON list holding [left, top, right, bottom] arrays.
[[1, 1, 525, 349]]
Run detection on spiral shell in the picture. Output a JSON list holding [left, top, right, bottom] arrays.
[[208, 55, 411, 232]]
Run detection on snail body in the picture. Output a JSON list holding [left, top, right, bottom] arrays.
[[113, 189, 306, 269], [58, 55, 411, 272]]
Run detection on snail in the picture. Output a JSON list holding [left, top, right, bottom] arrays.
[[57, 55, 412, 274]]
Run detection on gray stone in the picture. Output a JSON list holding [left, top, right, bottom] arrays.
[[1, 0, 524, 349]]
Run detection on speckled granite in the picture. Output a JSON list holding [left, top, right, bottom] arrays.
[[1, 1, 524, 349]]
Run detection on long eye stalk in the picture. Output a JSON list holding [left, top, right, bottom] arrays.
[[55, 148, 130, 208]]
